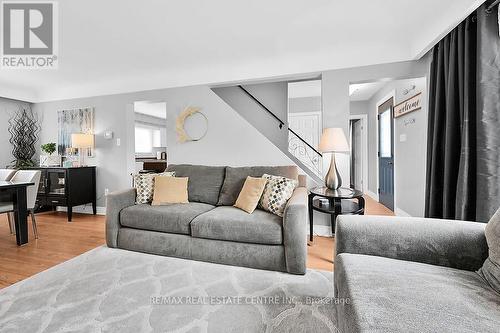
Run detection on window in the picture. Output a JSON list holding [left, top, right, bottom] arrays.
[[135, 123, 161, 153]]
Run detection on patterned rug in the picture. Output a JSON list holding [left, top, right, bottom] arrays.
[[0, 246, 338, 332]]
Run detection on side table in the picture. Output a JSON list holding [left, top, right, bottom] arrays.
[[308, 187, 365, 241]]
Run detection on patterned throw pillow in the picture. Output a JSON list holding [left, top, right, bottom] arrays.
[[134, 172, 175, 204], [258, 174, 298, 217]]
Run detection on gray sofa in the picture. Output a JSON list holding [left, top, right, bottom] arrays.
[[106, 164, 308, 274], [334, 215, 500, 332]]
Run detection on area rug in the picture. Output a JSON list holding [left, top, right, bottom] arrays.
[[0, 246, 338, 333]]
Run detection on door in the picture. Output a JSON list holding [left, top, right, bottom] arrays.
[[288, 112, 322, 174], [350, 120, 363, 190], [378, 98, 394, 211]]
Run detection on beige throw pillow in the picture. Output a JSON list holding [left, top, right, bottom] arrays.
[[134, 171, 175, 204], [152, 176, 189, 205], [234, 176, 268, 214], [478, 207, 500, 294]]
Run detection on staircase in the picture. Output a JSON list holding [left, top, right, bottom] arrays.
[[212, 83, 324, 185]]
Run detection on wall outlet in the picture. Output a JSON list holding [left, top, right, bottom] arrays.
[[105, 188, 109, 196]]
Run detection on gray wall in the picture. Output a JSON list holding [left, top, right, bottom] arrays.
[[34, 85, 293, 207], [289, 96, 321, 113], [349, 101, 369, 116], [0, 97, 33, 168], [212, 82, 290, 153]]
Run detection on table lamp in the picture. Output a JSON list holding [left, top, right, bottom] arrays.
[[318, 128, 349, 190], [71, 133, 94, 166]]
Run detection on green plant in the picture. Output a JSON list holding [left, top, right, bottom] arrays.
[[41, 143, 57, 155]]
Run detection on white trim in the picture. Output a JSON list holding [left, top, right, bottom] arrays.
[[349, 114, 368, 193], [288, 110, 321, 119], [375, 90, 396, 211], [57, 206, 106, 215], [395, 207, 411, 217], [308, 224, 333, 238], [365, 190, 379, 201]]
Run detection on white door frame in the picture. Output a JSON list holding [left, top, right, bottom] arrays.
[[375, 90, 397, 209], [349, 114, 368, 193]]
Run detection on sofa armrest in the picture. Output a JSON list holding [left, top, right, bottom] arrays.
[[105, 188, 136, 248], [335, 215, 488, 271], [283, 187, 308, 274]]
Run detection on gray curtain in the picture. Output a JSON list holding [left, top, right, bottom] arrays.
[[476, 5, 500, 222], [426, 2, 500, 222]]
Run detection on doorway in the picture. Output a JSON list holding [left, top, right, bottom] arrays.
[[377, 97, 394, 211]]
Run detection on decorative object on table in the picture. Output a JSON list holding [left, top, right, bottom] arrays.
[[258, 174, 298, 217], [7, 105, 40, 168], [318, 198, 329, 207], [57, 107, 95, 156], [71, 133, 94, 167], [318, 127, 349, 190], [308, 186, 365, 241], [175, 106, 208, 143], [39, 143, 61, 167], [394, 92, 422, 118]]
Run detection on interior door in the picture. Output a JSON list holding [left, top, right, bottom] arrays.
[[378, 98, 394, 211], [288, 112, 321, 172]]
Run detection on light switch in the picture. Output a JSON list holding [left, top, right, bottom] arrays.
[[116, 138, 121, 146], [400, 134, 407, 142]]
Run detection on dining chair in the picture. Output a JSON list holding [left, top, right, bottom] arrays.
[[0, 169, 16, 181], [0, 170, 41, 239]]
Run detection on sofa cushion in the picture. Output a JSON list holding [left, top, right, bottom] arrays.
[[479, 207, 500, 294], [190, 206, 283, 245], [120, 203, 214, 235], [166, 164, 226, 205], [217, 166, 298, 206], [335, 253, 500, 333]]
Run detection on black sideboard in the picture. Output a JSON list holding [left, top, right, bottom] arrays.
[[32, 166, 96, 221]]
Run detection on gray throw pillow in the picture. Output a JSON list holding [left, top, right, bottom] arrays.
[[478, 207, 500, 294]]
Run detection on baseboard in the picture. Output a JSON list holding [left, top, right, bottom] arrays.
[[395, 207, 411, 217], [365, 190, 379, 201], [57, 206, 106, 215], [308, 224, 333, 238]]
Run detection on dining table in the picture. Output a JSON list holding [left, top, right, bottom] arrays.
[[0, 180, 34, 246]]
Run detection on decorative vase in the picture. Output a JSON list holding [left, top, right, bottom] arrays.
[[40, 154, 62, 167]]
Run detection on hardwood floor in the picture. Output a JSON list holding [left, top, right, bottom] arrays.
[[307, 195, 394, 272], [0, 195, 393, 289]]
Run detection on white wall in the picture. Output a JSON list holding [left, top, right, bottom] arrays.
[[34, 85, 293, 207]]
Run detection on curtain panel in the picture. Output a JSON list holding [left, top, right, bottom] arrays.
[[425, 2, 500, 222]]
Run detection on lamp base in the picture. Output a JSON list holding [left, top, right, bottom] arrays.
[[325, 153, 342, 190]]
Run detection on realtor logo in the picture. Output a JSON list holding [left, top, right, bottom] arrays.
[[1, 1, 58, 68]]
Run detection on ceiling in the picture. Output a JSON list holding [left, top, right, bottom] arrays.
[[349, 82, 388, 101], [134, 101, 167, 119], [0, 0, 485, 102]]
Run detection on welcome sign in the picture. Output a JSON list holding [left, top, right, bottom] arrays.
[[394, 92, 422, 118]]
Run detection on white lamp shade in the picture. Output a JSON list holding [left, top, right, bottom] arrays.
[[318, 127, 349, 153], [71, 133, 94, 149]]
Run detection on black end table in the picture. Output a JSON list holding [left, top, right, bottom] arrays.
[[308, 187, 365, 241]]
